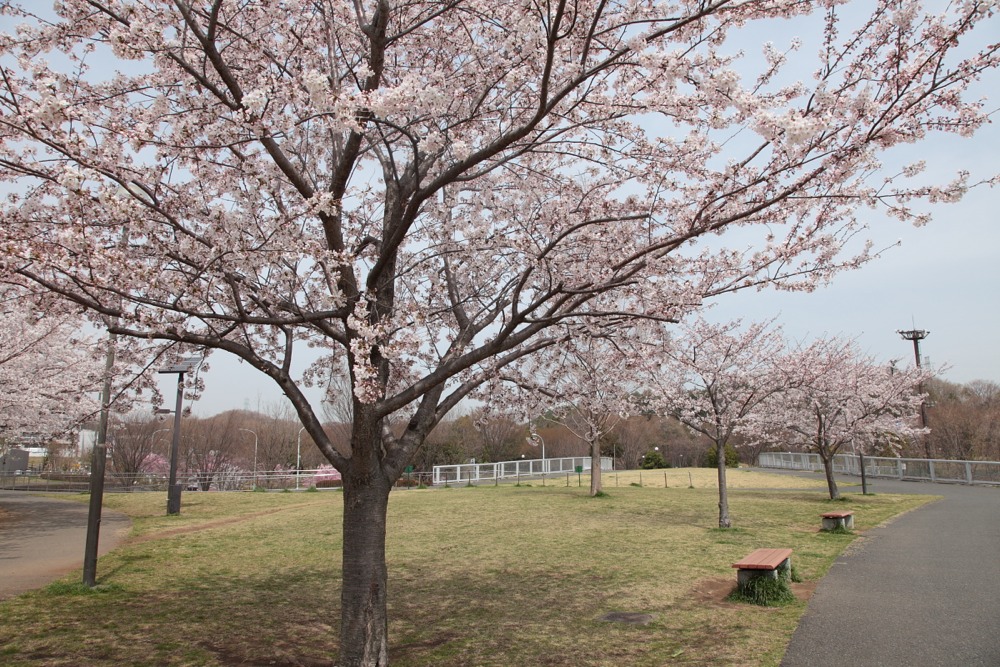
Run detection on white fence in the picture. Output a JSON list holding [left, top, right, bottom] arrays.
[[758, 452, 1000, 486], [432, 456, 613, 486]]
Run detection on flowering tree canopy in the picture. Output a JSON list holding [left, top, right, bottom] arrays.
[[643, 317, 788, 527], [0, 1, 996, 663], [765, 337, 930, 498], [0, 286, 102, 443], [499, 328, 642, 496]]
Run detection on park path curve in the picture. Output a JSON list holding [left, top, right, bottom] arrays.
[[0, 490, 130, 600], [777, 472, 1000, 667]]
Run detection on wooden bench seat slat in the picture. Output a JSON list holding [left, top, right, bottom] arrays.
[[820, 511, 853, 519], [731, 548, 793, 571]]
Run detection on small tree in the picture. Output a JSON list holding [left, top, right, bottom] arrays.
[[640, 449, 667, 469], [645, 318, 787, 528], [502, 331, 640, 496], [108, 414, 164, 489], [770, 338, 929, 499]]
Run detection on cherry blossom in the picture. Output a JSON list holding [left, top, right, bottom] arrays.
[[761, 337, 930, 499], [0, 1, 995, 663], [642, 318, 788, 528]]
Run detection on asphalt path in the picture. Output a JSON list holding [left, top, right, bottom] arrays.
[[777, 472, 1000, 667], [0, 490, 130, 600]]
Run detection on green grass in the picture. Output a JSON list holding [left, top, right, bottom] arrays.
[[0, 473, 932, 666]]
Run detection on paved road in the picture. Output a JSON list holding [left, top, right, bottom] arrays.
[[778, 473, 1000, 667], [0, 491, 130, 600]]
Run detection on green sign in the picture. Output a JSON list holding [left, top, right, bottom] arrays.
[[575, 465, 583, 474]]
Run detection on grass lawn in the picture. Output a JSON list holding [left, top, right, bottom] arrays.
[[0, 468, 931, 666]]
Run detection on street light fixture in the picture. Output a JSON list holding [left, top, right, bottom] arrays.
[[239, 428, 258, 489], [526, 432, 546, 474], [157, 357, 201, 514]]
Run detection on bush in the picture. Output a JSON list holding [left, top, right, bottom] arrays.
[[703, 444, 739, 468], [727, 575, 796, 607], [640, 450, 667, 469]]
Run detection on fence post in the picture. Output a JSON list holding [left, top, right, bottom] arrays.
[[965, 461, 973, 485], [929, 460, 936, 482]]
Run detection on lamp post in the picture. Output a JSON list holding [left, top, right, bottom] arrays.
[[526, 432, 546, 474], [296, 426, 305, 490], [897, 328, 929, 429], [239, 428, 258, 490], [157, 357, 201, 515]]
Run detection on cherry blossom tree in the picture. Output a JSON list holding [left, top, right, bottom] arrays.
[[768, 337, 930, 499], [0, 286, 102, 443], [0, 1, 997, 663], [499, 330, 641, 496], [643, 318, 788, 527]]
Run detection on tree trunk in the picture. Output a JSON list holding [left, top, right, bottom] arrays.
[[821, 452, 840, 500], [339, 412, 393, 667], [589, 438, 602, 496], [716, 442, 731, 528], [340, 470, 392, 666]]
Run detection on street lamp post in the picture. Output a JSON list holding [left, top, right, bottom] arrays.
[[296, 426, 305, 490], [526, 432, 546, 474], [157, 357, 201, 515], [897, 328, 929, 429], [239, 428, 258, 490]]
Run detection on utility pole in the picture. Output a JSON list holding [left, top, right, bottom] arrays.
[[897, 328, 929, 427], [898, 328, 930, 458]]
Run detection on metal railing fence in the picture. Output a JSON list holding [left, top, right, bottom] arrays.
[[432, 456, 613, 486], [0, 468, 428, 492], [758, 452, 1000, 486]]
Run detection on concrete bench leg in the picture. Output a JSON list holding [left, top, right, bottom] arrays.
[[736, 558, 791, 590], [822, 515, 854, 531]]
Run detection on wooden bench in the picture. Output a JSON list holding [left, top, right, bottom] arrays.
[[820, 511, 854, 531], [732, 548, 792, 589]]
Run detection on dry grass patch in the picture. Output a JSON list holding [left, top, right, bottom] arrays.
[[0, 473, 930, 666]]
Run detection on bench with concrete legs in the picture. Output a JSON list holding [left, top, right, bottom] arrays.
[[820, 511, 854, 531], [732, 548, 792, 590]]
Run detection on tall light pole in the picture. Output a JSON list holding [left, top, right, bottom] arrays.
[[527, 432, 546, 474], [157, 357, 201, 514], [897, 328, 929, 429], [239, 428, 258, 489], [83, 332, 116, 587], [296, 426, 305, 490]]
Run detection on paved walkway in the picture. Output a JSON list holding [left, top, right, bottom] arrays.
[[0, 490, 131, 600], [776, 472, 1000, 667]]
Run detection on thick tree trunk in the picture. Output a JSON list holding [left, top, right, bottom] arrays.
[[716, 443, 731, 528], [590, 439, 602, 496], [340, 471, 392, 666], [338, 411, 394, 667]]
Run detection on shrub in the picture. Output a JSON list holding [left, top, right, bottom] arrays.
[[640, 450, 667, 469], [727, 575, 796, 607], [703, 444, 739, 468]]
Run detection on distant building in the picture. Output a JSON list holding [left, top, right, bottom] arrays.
[[0, 448, 29, 474]]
